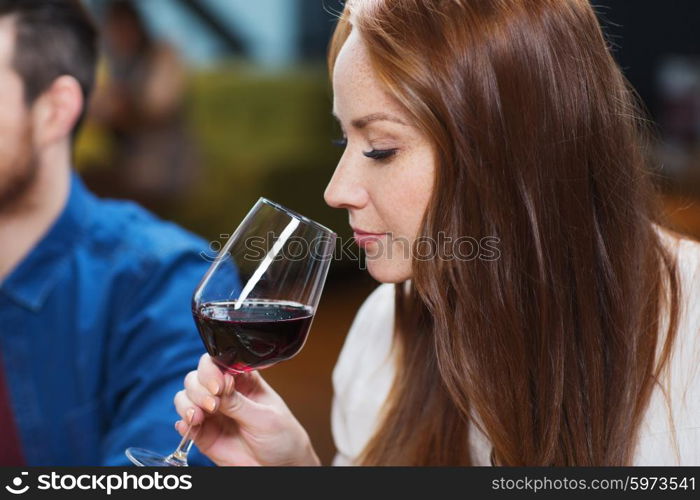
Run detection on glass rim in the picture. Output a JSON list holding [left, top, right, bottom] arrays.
[[259, 197, 337, 236]]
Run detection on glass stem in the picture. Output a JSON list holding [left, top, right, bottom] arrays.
[[165, 425, 198, 467]]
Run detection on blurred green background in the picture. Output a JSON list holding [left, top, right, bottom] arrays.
[[76, 64, 350, 252]]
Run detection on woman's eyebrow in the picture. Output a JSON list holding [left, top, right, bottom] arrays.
[[332, 111, 409, 129]]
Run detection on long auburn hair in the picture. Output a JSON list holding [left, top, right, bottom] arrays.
[[328, 0, 683, 465]]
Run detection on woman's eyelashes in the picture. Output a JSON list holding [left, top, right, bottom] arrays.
[[331, 137, 398, 162], [363, 148, 398, 161]]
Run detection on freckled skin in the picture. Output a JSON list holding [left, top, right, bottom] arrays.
[[324, 30, 436, 283]]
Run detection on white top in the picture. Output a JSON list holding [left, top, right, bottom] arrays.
[[331, 227, 700, 465]]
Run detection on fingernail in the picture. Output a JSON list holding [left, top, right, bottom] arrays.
[[205, 396, 218, 412], [224, 374, 234, 395], [209, 381, 220, 396], [187, 408, 195, 423]]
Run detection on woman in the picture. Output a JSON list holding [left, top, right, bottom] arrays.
[[173, 0, 700, 466]]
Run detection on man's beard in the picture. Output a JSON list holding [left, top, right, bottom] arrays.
[[0, 123, 39, 212]]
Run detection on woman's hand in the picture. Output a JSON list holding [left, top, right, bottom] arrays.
[[173, 354, 320, 466]]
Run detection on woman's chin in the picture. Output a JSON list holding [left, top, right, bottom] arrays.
[[365, 258, 412, 284]]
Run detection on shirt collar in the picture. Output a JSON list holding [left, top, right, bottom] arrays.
[[0, 171, 94, 311]]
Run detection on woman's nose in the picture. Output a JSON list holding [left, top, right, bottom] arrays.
[[323, 160, 369, 210]]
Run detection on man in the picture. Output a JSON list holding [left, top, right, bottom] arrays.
[[0, 0, 214, 465]]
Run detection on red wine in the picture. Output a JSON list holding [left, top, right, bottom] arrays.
[[193, 300, 314, 373]]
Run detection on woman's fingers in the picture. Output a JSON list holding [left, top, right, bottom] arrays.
[[216, 375, 283, 434], [230, 371, 282, 406], [179, 363, 290, 436], [173, 389, 205, 426], [174, 420, 216, 454], [174, 366, 316, 466], [183, 370, 220, 414], [173, 390, 205, 425], [174, 420, 189, 437], [197, 353, 227, 396]]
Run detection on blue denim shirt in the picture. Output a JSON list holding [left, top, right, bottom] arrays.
[[0, 172, 217, 466]]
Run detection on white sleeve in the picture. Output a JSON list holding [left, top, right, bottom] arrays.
[[330, 283, 396, 465]]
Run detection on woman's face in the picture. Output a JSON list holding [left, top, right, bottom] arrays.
[[324, 30, 436, 283]]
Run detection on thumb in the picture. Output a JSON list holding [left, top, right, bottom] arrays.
[[224, 370, 281, 406], [218, 374, 275, 432]]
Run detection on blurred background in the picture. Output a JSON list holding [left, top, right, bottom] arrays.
[[74, 0, 700, 464]]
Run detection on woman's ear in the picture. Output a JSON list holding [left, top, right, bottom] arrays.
[[31, 75, 84, 148]]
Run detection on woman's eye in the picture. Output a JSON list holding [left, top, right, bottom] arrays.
[[363, 148, 398, 161], [331, 138, 397, 161]]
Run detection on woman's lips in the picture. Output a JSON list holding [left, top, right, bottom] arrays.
[[352, 228, 387, 247]]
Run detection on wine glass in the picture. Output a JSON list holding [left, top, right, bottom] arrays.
[[125, 197, 337, 466]]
